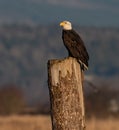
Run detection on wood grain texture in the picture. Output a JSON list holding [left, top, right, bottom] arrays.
[[48, 57, 85, 130]]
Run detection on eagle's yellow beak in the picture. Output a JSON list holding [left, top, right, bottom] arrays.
[[60, 22, 65, 26]]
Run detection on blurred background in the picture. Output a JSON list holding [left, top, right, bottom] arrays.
[[0, 0, 119, 130]]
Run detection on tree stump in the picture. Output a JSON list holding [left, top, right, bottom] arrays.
[[48, 57, 85, 130]]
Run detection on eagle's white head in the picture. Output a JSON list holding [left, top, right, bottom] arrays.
[[60, 21, 72, 30]]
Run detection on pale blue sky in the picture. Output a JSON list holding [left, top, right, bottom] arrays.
[[0, 0, 118, 27]]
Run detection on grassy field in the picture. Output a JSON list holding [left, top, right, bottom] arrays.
[[0, 115, 118, 130]]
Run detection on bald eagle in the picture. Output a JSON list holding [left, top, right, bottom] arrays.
[[60, 21, 89, 70]]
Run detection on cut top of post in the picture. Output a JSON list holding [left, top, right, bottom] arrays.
[[49, 57, 81, 86]]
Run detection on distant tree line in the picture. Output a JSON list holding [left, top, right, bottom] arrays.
[[85, 86, 119, 118], [0, 83, 119, 118], [0, 84, 25, 115]]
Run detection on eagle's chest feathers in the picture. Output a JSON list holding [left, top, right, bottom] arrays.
[[63, 30, 76, 47]]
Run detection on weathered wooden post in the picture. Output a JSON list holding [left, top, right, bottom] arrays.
[[48, 57, 85, 130]]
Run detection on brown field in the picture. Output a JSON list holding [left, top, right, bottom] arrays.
[[0, 115, 118, 130]]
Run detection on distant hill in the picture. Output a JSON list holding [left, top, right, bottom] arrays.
[[0, 24, 119, 104]]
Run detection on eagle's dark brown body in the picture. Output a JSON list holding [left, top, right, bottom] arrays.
[[62, 29, 89, 70]]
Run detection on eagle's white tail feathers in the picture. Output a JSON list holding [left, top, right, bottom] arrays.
[[78, 59, 88, 70]]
